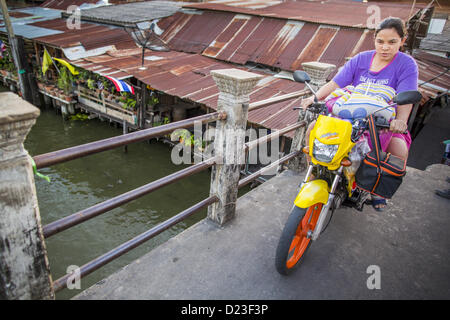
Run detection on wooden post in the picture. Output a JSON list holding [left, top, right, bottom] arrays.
[[0, 92, 54, 300], [139, 82, 147, 129], [208, 69, 262, 226], [123, 120, 128, 153]]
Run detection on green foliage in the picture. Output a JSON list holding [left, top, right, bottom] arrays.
[[87, 78, 96, 90], [170, 128, 203, 148], [80, 70, 89, 80], [69, 113, 89, 121], [148, 95, 159, 106], [153, 116, 170, 127], [124, 98, 137, 110], [57, 67, 73, 94], [102, 78, 110, 91]]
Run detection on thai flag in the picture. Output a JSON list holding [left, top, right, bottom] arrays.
[[105, 76, 135, 95]]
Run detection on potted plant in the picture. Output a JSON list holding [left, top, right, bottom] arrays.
[[118, 92, 128, 108], [124, 98, 136, 111], [55, 67, 74, 100], [35, 73, 45, 91]]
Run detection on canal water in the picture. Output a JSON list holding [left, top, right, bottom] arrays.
[[21, 103, 249, 299]]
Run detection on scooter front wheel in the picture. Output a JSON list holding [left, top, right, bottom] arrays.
[[275, 203, 322, 275]]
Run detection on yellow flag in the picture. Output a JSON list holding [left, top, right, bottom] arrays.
[[42, 49, 52, 75], [53, 58, 79, 75]]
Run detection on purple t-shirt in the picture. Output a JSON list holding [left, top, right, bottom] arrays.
[[333, 50, 418, 93]]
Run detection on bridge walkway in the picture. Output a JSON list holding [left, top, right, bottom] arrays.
[[74, 164, 450, 299]]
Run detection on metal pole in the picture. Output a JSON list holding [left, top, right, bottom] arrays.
[[52, 195, 219, 292], [43, 156, 219, 238], [33, 111, 226, 169], [0, 0, 28, 98]]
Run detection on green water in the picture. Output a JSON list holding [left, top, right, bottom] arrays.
[[24, 107, 218, 300]]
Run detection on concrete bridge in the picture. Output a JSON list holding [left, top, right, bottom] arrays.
[[73, 164, 450, 300], [1, 64, 449, 300]]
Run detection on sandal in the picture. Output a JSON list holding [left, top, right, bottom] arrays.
[[367, 195, 387, 212]]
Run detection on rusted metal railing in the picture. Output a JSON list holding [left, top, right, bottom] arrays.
[[52, 195, 219, 292], [248, 89, 309, 111], [43, 156, 219, 238], [33, 111, 226, 169]]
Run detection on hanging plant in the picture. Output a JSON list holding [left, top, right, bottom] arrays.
[[124, 98, 136, 110], [87, 78, 96, 90]]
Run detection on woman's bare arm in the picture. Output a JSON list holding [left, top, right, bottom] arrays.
[[390, 103, 412, 133], [301, 80, 340, 109]]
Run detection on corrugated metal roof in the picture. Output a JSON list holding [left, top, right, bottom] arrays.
[[185, 0, 425, 29], [31, 18, 137, 52], [0, 7, 64, 38], [69, 49, 306, 133], [40, 0, 104, 11], [414, 50, 450, 95], [157, 11, 367, 74], [0, 24, 63, 39], [163, 10, 234, 53]]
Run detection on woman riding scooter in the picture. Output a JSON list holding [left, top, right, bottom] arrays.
[[301, 17, 419, 211]]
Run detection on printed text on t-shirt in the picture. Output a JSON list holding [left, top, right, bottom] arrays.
[[359, 76, 389, 85]]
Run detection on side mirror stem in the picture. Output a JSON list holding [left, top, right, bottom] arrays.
[[304, 81, 318, 102]]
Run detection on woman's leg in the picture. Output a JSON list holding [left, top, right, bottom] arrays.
[[371, 137, 409, 210], [386, 137, 409, 161]]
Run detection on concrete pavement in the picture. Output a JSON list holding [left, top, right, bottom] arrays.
[[74, 164, 450, 299]]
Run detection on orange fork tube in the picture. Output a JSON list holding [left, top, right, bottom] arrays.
[[286, 203, 323, 269]]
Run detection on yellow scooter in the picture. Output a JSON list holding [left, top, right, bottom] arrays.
[[275, 71, 422, 275]]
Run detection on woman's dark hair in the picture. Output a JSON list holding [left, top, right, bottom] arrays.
[[375, 17, 407, 38]]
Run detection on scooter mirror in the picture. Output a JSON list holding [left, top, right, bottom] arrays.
[[293, 71, 311, 83], [393, 90, 422, 105]]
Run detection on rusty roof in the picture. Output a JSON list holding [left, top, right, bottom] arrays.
[[69, 49, 306, 134], [158, 9, 373, 79], [41, 0, 102, 11], [31, 18, 137, 51], [185, 0, 425, 29], [414, 50, 450, 96]]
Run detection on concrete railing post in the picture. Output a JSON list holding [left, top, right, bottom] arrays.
[[0, 92, 54, 300], [208, 69, 263, 226], [301, 61, 336, 91]]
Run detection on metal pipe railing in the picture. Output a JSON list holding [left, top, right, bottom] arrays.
[[248, 89, 309, 112], [33, 112, 226, 169], [52, 195, 219, 293], [43, 156, 220, 238], [238, 151, 301, 189]]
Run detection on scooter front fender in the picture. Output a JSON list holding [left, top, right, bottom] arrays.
[[294, 179, 330, 208]]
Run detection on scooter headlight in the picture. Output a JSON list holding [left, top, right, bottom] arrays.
[[313, 139, 339, 163]]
